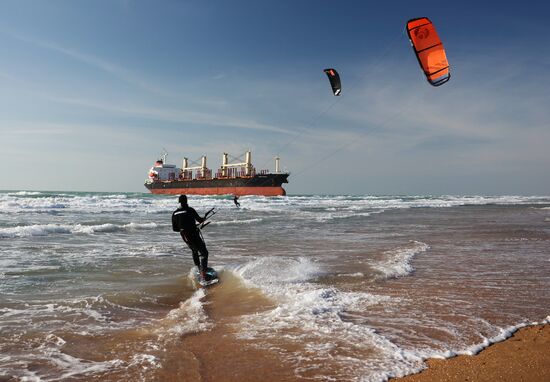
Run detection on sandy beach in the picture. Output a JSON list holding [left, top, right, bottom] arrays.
[[392, 324, 550, 382]]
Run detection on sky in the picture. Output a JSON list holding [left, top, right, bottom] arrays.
[[0, 0, 549, 195]]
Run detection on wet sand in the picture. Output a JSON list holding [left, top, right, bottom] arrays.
[[392, 324, 550, 382]]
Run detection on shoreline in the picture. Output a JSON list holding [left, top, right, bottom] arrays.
[[391, 323, 550, 382]]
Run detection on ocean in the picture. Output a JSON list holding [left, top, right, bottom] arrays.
[[1, 191, 549, 381]]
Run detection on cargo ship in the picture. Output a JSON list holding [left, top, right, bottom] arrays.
[[144, 151, 289, 196]]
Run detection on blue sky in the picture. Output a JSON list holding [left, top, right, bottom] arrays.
[[1, 0, 549, 195]]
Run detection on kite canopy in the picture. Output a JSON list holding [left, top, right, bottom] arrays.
[[323, 68, 341, 96], [406, 17, 450, 86]]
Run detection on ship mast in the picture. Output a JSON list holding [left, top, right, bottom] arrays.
[[160, 149, 168, 164]]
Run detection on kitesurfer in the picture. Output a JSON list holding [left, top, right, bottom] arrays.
[[172, 195, 210, 281], [233, 195, 240, 207]]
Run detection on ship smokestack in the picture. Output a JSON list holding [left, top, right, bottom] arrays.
[[275, 156, 280, 173], [182, 157, 188, 170]]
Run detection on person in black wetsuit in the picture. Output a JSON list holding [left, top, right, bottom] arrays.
[[233, 195, 240, 207], [172, 195, 209, 280]]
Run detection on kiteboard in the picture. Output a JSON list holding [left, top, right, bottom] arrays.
[[194, 267, 219, 287]]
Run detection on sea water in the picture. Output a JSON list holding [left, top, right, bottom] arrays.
[[1, 191, 549, 381]]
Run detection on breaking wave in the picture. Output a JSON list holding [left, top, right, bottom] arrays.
[[0, 222, 158, 238]]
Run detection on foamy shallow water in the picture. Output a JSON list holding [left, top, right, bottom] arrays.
[[1, 191, 550, 381]]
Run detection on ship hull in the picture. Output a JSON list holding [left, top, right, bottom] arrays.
[[144, 173, 288, 196], [148, 186, 285, 196]]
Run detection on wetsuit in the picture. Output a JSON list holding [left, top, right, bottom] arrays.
[[233, 196, 240, 207], [172, 205, 208, 271]]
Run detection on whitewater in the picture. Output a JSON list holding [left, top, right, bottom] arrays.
[[1, 191, 549, 381]]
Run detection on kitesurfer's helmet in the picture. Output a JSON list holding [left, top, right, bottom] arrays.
[[179, 195, 187, 205]]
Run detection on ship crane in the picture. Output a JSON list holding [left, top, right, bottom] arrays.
[[221, 151, 253, 177], [182, 156, 208, 170], [181, 156, 211, 179]]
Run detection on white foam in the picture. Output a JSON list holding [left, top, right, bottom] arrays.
[[315, 211, 372, 222], [128, 353, 161, 370], [1, 333, 146, 381], [215, 218, 263, 225], [0, 192, 173, 214], [8, 332, 125, 380], [337, 272, 364, 277], [44, 333, 66, 347], [0, 222, 158, 238], [53, 352, 124, 379], [229, 257, 420, 381], [371, 241, 430, 279], [124, 222, 158, 230], [0, 296, 146, 333], [8, 191, 44, 196], [157, 287, 212, 338], [459, 316, 550, 356], [16, 371, 42, 382], [234, 256, 320, 287]]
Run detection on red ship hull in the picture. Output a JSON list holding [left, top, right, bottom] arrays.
[[148, 186, 286, 196]]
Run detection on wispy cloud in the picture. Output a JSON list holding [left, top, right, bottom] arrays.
[[9, 32, 179, 98], [45, 94, 297, 135], [3, 32, 300, 135]]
